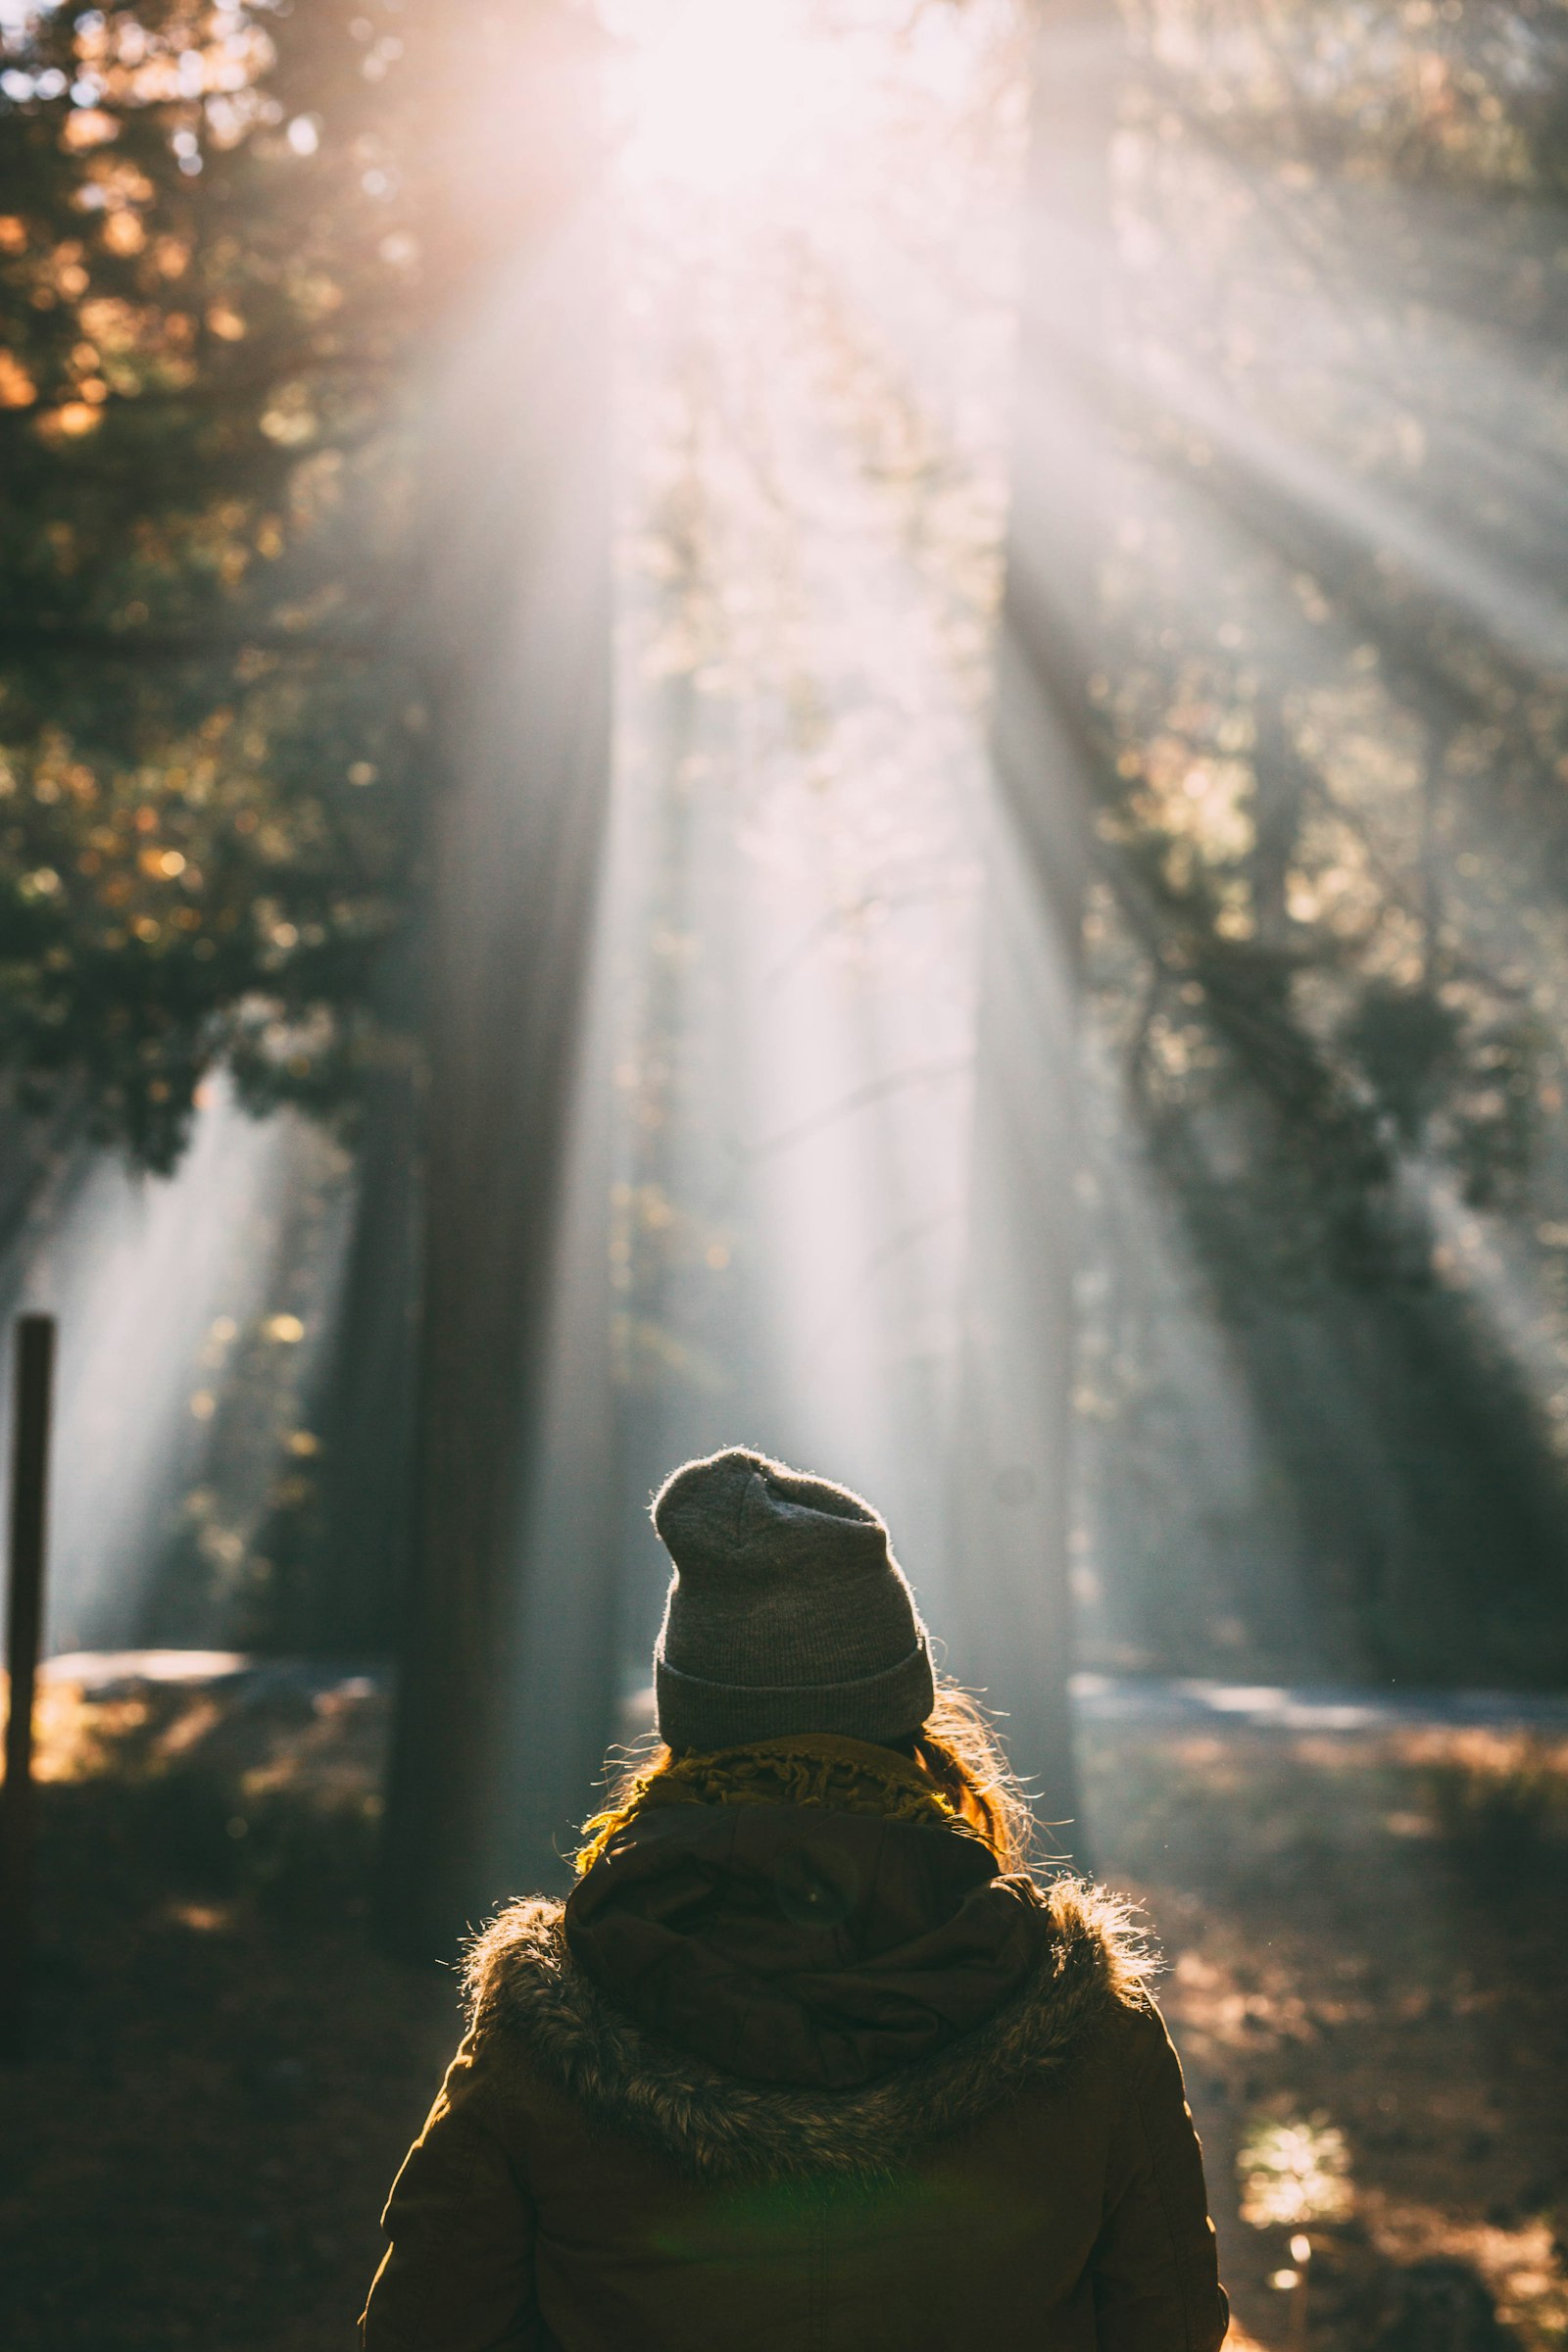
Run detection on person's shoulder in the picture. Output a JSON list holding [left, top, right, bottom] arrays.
[[1029, 1874, 1156, 2013], [443, 1894, 609, 2151], [461, 1894, 583, 2088], [1014, 1873, 1176, 2080], [465, 1895, 569, 2025]]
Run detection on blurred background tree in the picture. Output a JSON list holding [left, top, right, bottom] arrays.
[[4, 0, 1568, 1944], [0, 0, 428, 1167], [0, 0, 448, 1667], [0, 0, 614, 1952], [1070, 0, 1568, 1686]]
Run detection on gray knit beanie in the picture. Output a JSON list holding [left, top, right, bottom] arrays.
[[651, 1446, 936, 1752]]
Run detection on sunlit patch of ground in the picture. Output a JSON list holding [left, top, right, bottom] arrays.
[[1085, 1724, 1568, 2349], [2, 1670, 1566, 2347]]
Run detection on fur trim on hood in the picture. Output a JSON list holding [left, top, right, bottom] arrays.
[[462, 1878, 1153, 2180]]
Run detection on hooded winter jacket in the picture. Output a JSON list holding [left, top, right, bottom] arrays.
[[362, 1739, 1228, 2352]]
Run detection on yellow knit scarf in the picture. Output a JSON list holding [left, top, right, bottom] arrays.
[[575, 1731, 964, 1877]]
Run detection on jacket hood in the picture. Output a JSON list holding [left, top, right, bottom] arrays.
[[464, 1845, 1152, 2180], [562, 1799, 1047, 2092]]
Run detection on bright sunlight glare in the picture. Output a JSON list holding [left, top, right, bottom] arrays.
[[606, 0, 870, 195], [594, 0, 1034, 1748]]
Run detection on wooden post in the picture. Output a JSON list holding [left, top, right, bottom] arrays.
[[0, 1314, 57, 2062]]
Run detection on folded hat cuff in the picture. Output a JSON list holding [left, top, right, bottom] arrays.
[[654, 1637, 937, 1753]]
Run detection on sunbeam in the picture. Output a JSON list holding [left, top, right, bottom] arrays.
[[590, 0, 1033, 1753], [6, 1, 1568, 2340], [1, 1082, 350, 1652]]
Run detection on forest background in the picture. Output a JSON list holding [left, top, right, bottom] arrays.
[[0, 0, 1565, 1889], [2, 6, 1568, 2349]]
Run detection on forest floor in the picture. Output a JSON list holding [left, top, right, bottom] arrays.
[[1, 1666, 1565, 2351]]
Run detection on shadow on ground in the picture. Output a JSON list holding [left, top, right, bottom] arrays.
[[1, 1669, 1565, 2349]]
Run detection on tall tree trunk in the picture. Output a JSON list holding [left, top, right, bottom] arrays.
[[308, 1034, 421, 1656], [946, 0, 1124, 1845], [375, 6, 614, 1960]]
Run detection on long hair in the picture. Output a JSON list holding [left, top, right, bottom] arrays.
[[905, 1681, 1037, 1874], [581, 1677, 1038, 1877]]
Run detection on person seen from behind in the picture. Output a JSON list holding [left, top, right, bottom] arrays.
[[362, 1446, 1230, 2350]]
